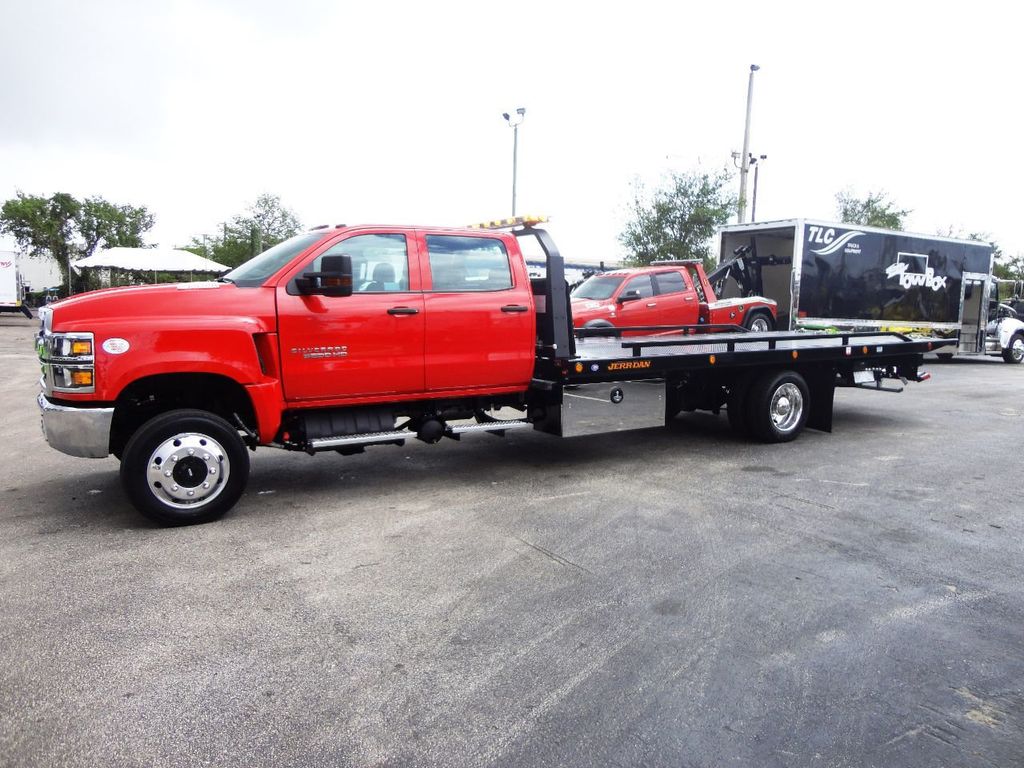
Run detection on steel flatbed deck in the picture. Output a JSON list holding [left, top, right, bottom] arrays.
[[563, 329, 952, 382]]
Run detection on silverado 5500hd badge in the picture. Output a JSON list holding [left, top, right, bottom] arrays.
[[291, 345, 348, 359]]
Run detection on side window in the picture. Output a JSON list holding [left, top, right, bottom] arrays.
[[317, 233, 410, 292], [623, 275, 654, 298], [654, 271, 688, 295], [426, 235, 513, 292]]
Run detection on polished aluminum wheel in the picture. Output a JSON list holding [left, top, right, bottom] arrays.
[[146, 432, 230, 509], [770, 383, 804, 434]]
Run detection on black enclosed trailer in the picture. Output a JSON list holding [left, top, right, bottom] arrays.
[[710, 220, 1006, 360]]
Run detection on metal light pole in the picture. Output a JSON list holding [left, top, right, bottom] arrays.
[[737, 65, 760, 223], [502, 107, 526, 216], [750, 154, 767, 221]]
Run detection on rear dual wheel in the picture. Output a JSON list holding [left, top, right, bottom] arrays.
[[744, 311, 774, 332], [728, 370, 809, 443]]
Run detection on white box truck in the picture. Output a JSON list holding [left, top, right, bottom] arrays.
[[0, 252, 34, 318], [712, 220, 1024, 363]]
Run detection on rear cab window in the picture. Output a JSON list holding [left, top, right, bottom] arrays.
[[426, 235, 513, 292], [654, 271, 689, 295]]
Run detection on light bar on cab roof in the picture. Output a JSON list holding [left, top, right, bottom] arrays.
[[467, 215, 549, 230]]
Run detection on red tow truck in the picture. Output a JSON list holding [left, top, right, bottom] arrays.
[[37, 217, 950, 525], [570, 261, 777, 333]]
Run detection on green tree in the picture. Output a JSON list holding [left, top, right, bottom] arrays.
[[0, 192, 153, 294], [994, 252, 1024, 282], [184, 194, 302, 269], [620, 169, 736, 268], [835, 189, 911, 230]]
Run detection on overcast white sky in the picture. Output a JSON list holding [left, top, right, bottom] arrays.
[[2, 0, 1021, 266]]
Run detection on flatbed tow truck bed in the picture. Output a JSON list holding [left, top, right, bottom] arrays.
[[566, 329, 945, 379], [522, 219, 952, 444]]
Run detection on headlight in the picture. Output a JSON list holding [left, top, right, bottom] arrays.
[[38, 331, 96, 394]]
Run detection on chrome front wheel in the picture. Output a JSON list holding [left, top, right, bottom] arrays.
[[146, 432, 231, 509], [121, 409, 250, 525], [1003, 334, 1024, 364]]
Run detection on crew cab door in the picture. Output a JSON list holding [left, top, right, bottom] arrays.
[[276, 231, 425, 401], [419, 231, 534, 391], [615, 274, 657, 328], [652, 270, 700, 327]]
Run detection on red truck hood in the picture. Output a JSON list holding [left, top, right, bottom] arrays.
[[570, 297, 614, 325], [48, 281, 278, 334]]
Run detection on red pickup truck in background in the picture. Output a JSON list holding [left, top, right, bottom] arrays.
[[570, 261, 776, 332], [36, 217, 945, 526]]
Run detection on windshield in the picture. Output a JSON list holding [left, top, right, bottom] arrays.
[[571, 275, 624, 301], [221, 233, 325, 287]]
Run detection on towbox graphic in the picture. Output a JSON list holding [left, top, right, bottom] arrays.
[[884, 253, 948, 292]]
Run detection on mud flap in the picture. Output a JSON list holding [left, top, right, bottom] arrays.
[[805, 368, 835, 433]]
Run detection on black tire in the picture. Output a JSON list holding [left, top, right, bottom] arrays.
[[1002, 334, 1024, 364], [746, 370, 810, 443], [744, 311, 774, 332], [936, 352, 955, 361], [726, 374, 752, 436], [120, 409, 250, 525], [581, 319, 617, 337]]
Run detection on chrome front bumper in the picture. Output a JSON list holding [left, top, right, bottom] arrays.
[[37, 392, 113, 458]]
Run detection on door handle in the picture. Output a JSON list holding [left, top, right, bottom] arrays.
[[501, 304, 529, 313], [646, 302, 657, 307], [387, 307, 419, 315], [684, 296, 695, 301]]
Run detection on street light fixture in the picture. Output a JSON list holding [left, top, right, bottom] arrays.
[[503, 107, 526, 216], [750, 154, 767, 221], [737, 64, 760, 223]]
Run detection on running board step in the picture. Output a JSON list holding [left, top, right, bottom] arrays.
[[306, 419, 533, 451], [308, 430, 409, 451], [446, 419, 533, 437]]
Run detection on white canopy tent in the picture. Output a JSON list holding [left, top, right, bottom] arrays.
[[74, 247, 230, 275]]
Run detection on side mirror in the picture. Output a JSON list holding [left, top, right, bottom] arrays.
[[296, 254, 353, 297], [617, 290, 642, 303]]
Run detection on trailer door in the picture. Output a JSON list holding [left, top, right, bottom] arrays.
[[958, 276, 988, 354]]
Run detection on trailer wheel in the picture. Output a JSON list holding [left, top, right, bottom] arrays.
[[747, 370, 809, 443], [744, 311, 774, 332], [1002, 334, 1024, 364], [120, 409, 250, 525]]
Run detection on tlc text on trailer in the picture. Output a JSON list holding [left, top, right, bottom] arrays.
[[712, 220, 1022, 363], [37, 217, 950, 525]]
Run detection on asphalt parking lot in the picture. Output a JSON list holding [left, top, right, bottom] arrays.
[[1, 313, 1022, 768]]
